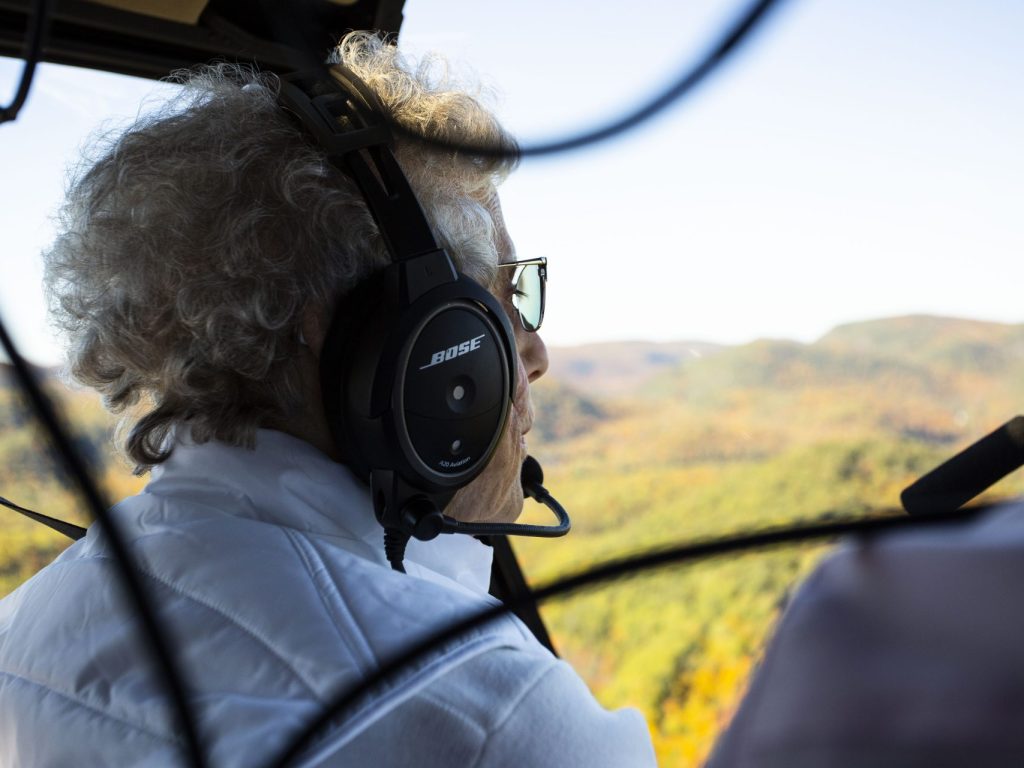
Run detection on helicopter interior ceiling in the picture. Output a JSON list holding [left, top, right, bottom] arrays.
[[0, 0, 405, 80]]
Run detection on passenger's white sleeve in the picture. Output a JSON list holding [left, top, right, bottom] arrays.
[[328, 647, 657, 767], [471, 658, 657, 768]]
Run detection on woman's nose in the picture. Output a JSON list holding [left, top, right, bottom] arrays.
[[518, 328, 549, 383]]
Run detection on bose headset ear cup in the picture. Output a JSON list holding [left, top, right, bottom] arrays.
[[320, 253, 518, 501], [395, 274, 516, 490]]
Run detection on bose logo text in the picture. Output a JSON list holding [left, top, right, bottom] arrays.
[[419, 334, 486, 370]]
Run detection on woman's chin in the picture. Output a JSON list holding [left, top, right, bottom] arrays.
[[446, 474, 525, 525]]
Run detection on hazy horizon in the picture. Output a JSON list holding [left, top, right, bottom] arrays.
[[5, 311, 1020, 370]]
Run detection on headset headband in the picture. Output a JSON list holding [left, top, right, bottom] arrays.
[[278, 68, 441, 263]]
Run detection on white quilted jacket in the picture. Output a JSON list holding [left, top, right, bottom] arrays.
[[0, 430, 655, 767]]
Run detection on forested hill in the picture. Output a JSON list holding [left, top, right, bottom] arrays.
[[820, 315, 1024, 368], [2, 315, 1023, 766], [533, 314, 1024, 468], [546, 314, 1024, 397]]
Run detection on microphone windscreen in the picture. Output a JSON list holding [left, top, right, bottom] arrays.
[[521, 455, 544, 499], [902, 415, 1024, 515]]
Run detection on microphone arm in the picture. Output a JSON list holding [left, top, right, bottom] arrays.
[[382, 455, 572, 572], [439, 456, 571, 538]]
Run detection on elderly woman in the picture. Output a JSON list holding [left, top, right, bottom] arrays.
[[0, 33, 655, 767]]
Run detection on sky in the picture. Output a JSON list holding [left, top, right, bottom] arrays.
[[1, 0, 1022, 365]]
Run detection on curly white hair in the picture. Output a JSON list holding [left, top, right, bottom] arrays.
[[44, 31, 518, 470]]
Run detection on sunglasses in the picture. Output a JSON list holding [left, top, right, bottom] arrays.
[[496, 257, 547, 332]]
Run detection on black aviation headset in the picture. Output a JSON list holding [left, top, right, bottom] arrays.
[[276, 67, 570, 572]]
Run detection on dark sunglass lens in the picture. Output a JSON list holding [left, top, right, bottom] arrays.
[[514, 264, 544, 331]]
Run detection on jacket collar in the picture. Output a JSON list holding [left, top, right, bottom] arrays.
[[146, 429, 495, 598]]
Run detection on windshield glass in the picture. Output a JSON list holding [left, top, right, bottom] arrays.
[[2, 2, 1022, 763]]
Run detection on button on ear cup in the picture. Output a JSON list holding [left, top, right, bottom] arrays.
[[446, 376, 476, 414]]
